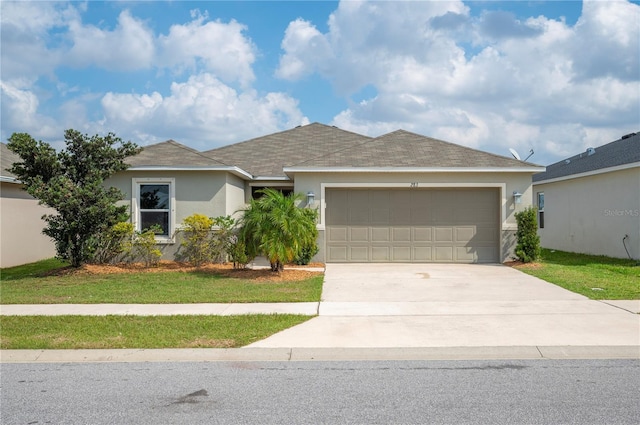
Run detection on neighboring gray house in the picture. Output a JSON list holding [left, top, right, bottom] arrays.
[[109, 123, 543, 263], [0, 143, 56, 268], [533, 132, 640, 260]]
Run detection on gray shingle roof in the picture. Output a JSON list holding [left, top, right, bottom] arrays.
[[204, 122, 372, 178], [127, 140, 229, 168], [533, 132, 640, 182], [289, 129, 530, 169], [1, 143, 19, 180]]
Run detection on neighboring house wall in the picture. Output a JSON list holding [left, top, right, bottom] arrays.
[[534, 166, 640, 259], [292, 172, 534, 263], [0, 182, 56, 268]]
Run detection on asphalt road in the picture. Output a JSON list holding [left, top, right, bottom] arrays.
[[2, 359, 638, 424]]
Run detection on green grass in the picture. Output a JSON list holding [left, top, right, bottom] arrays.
[[0, 259, 324, 304], [0, 314, 312, 349], [516, 248, 640, 300]]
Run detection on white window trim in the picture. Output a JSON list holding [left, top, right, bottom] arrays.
[[132, 177, 176, 244]]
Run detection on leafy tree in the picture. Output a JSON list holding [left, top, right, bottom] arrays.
[[7, 130, 141, 267], [238, 188, 318, 272], [515, 206, 541, 263]]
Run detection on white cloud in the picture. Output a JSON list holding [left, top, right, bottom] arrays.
[[0, 3, 268, 146], [66, 10, 155, 71], [100, 73, 308, 148], [276, 19, 333, 80], [159, 10, 256, 87], [277, 0, 640, 164], [0, 81, 60, 140]]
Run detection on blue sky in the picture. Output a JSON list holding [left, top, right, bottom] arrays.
[[1, 1, 638, 165]]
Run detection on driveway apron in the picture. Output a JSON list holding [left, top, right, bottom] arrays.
[[249, 264, 640, 349]]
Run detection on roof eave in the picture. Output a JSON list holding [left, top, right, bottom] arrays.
[[284, 166, 546, 176], [0, 176, 19, 183], [127, 165, 253, 180], [533, 161, 639, 185]]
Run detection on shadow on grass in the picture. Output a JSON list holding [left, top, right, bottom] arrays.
[[539, 248, 639, 268]]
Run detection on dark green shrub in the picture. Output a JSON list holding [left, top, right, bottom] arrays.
[[293, 243, 319, 265], [515, 206, 541, 263]]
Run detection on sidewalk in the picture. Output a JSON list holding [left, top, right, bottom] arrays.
[[0, 302, 318, 316], [1, 261, 638, 363]]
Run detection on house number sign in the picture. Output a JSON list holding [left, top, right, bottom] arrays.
[[410, 182, 419, 188]]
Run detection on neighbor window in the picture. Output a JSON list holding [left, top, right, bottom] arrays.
[[537, 192, 544, 229], [133, 178, 175, 240]]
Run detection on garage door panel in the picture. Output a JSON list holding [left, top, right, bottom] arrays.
[[349, 227, 369, 242], [349, 207, 370, 224], [413, 227, 432, 242], [435, 227, 454, 242], [328, 246, 348, 262], [326, 188, 499, 263], [350, 246, 369, 261], [392, 246, 411, 261], [455, 227, 475, 243], [371, 208, 390, 224], [326, 190, 349, 224], [392, 227, 411, 242], [435, 246, 454, 261], [476, 247, 499, 263], [475, 226, 499, 242], [413, 246, 433, 261], [456, 247, 476, 262], [327, 227, 348, 242], [371, 246, 390, 261], [371, 228, 390, 242], [410, 210, 430, 225], [390, 207, 411, 225]]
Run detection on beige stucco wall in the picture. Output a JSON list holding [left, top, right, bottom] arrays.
[[106, 170, 247, 259], [0, 182, 56, 267], [291, 171, 536, 263], [533, 166, 640, 259]]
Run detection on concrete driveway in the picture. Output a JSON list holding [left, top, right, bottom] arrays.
[[249, 263, 640, 349]]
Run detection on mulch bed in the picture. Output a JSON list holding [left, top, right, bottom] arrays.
[[503, 260, 543, 269], [45, 261, 324, 282]]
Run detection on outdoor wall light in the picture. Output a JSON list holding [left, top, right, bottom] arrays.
[[513, 191, 523, 204], [306, 191, 315, 207]]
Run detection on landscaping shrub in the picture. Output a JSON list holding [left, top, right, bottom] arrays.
[[89, 222, 134, 264], [131, 226, 163, 267], [515, 206, 541, 263], [239, 189, 318, 272], [293, 243, 319, 265], [180, 214, 215, 266], [178, 214, 243, 266]]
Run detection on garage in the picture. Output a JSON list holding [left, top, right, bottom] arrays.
[[325, 188, 500, 263]]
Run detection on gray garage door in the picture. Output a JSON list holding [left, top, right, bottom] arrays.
[[325, 188, 500, 263]]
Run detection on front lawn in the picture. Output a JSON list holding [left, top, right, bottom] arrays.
[[0, 259, 324, 304], [0, 314, 311, 349], [513, 248, 640, 300]]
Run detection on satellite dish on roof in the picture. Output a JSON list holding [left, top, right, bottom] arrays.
[[509, 148, 534, 162]]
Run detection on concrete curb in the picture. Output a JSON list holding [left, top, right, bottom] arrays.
[[2, 346, 638, 363]]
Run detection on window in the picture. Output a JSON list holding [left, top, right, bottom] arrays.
[[133, 178, 175, 240], [537, 192, 544, 229], [251, 186, 293, 200]]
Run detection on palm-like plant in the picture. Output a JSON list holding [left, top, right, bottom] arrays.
[[239, 188, 318, 272]]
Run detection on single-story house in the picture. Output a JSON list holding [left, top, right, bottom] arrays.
[[0, 143, 56, 268], [532, 132, 639, 260], [109, 123, 543, 263]]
